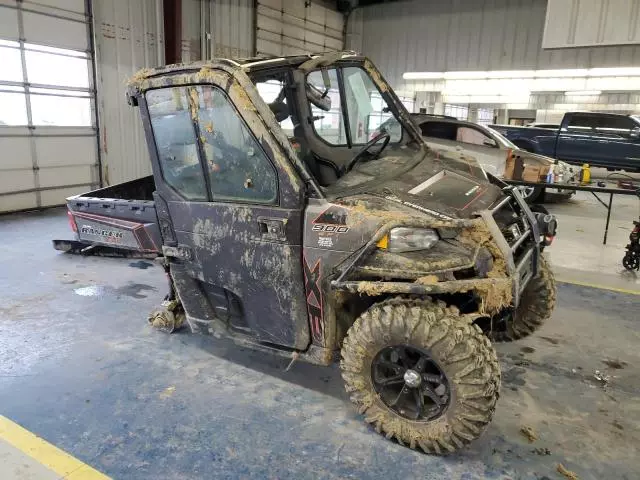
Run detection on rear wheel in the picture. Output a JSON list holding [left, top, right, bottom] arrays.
[[341, 297, 500, 455], [490, 255, 556, 341], [622, 252, 639, 271]]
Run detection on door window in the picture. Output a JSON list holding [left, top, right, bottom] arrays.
[[343, 66, 401, 144], [420, 121, 457, 140], [306, 67, 402, 146], [146, 85, 278, 204], [307, 68, 346, 145], [596, 115, 637, 136], [255, 79, 294, 137], [566, 114, 598, 132], [146, 88, 208, 201], [456, 126, 495, 146], [194, 86, 278, 204]]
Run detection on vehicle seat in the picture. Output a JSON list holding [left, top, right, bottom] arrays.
[[269, 99, 290, 123]]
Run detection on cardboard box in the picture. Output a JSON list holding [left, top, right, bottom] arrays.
[[522, 164, 542, 182], [504, 152, 527, 180], [504, 156, 515, 179]]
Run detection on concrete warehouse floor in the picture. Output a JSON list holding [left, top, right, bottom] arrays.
[[0, 197, 639, 479]]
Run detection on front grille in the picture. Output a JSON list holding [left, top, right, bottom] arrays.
[[491, 196, 534, 262], [490, 192, 538, 298]]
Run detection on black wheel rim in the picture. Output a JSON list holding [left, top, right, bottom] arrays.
[[491, 307, 515, 334], [371, 345, 450, 422]]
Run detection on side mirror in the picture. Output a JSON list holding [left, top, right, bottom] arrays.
[[483, 138, 498, 148]]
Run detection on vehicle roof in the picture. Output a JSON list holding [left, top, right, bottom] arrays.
[[409, 113, 492, 130], [135, 51, 366, 80], [566, 111, 632, 117]]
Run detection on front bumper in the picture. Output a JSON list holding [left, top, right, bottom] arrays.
[[483, 186, 553, 304], [330, 188, 555, 312]]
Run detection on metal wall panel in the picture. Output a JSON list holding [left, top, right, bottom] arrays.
[[544, 0, 640, 48], [211, 0, 254, 57], [182, 0, 202, 61], [349, 0, 640, 95], [92, 0, 164, 186], [256, 0, 344, 57], [182, 0, 254, 61]]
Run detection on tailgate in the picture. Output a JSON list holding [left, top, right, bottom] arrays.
[[68, 198, 160, 254]]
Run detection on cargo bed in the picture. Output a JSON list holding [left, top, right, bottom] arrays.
[[61, 176, 161, 254]]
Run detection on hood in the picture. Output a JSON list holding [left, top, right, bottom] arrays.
[[331, 147, 505, 219]]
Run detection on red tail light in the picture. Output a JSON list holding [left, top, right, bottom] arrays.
[[67, 210, 77, 233]]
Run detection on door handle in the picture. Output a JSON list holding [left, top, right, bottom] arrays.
[[597, 140, 609, 143], [257, 217, 287, 241]]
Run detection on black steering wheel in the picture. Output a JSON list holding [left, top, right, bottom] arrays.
[[343, 132, 391, 174]]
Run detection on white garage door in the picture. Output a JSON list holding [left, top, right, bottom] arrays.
[[0, 0, 98, 214], [256, 0, 344, 57]]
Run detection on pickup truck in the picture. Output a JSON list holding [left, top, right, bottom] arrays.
[[491, 112, 640, 172]]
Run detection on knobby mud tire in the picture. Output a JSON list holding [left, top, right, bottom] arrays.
[[340, 297, 501, 455], [491, 255, 556, 342]]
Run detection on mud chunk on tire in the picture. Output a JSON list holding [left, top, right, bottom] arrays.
[[491, 255, 556, 342]]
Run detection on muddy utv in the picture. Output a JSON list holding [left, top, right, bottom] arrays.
[[68, 51, 558, 454]]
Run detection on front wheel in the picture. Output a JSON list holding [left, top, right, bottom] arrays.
[[340, 298, 500, 455], [518, 185, 545, 203]]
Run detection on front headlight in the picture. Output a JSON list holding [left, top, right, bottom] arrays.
[[378, 227, 439, 253]]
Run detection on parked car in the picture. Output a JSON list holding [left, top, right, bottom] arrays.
[[491, 112, 640, 172], [377, 114, 576, 202]]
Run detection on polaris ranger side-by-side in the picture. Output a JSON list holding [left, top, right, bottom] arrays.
[[56, 52, 558, 454]]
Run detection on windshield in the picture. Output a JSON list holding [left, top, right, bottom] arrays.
[[306, 66, 403, 146], [250, 61, 425, 193]]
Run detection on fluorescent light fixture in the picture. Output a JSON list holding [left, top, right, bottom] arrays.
[[444, 71, 488, 79], [443, 88, 530, 97], [565, 90, 602, 96], [402, 72, 444, 80], [588, 67, 640, 76], [534, 69, 589, 78], [403, 66, 640, 81], [486, 70, 536, 79]]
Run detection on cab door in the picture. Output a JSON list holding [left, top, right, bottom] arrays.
[[592, 114, 640, 170], [555, 113, 600, 164], [141, 72, 310, 349]]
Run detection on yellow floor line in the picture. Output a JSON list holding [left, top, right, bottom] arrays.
[[557, 278, 640, 295], [0, 415, 110, 479]]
